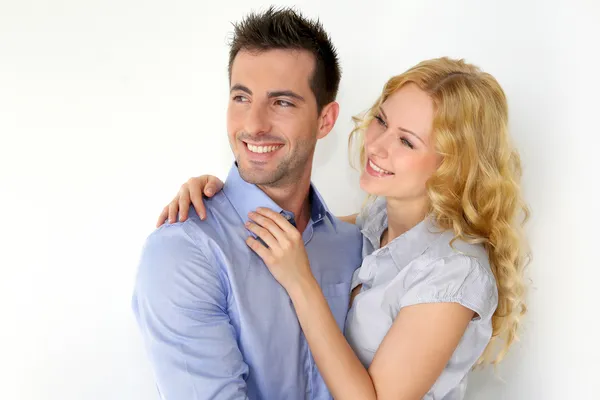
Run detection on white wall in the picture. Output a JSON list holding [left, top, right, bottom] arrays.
[[1, 1, 598, 399]]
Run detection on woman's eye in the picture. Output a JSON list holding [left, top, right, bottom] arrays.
[[375, 115, 387, 127], [400, 137, 414, 149]]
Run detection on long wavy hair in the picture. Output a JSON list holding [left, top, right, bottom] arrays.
[[348, 57, 531, 365]]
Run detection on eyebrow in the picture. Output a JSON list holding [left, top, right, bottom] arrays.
[[230, 84, 305, 102], [268, 90, 305, 102], [230, 84, 252, 95], [379, 106, 425, 145]]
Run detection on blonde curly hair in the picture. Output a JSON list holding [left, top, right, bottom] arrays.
[[348, 57, 531, 366]]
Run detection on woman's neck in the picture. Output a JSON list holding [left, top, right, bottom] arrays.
[[382, 196, 429, 246]]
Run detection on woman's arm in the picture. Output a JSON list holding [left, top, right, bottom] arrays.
[[288, 276, 376, 399], [338, 213, 358, 225], [244, 208, 474, 400], [290, 278, 473, 400]]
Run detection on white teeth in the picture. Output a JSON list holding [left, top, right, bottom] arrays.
[[369, 160, 393, 175], [247, 144, 283, 154]]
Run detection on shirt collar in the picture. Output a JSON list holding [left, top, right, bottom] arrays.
[[361, 197, 442, 266], [222, 162, 337, 231]]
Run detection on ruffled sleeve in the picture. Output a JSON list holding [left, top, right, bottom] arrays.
[[383, 254, 498, 321]]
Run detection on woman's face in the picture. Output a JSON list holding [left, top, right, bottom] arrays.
[[359, 83, 440, 203]]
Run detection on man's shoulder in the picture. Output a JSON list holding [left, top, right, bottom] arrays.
[[156, 191, 237, 242], [312, 214, 363, 265], [134, 194, 239, 297], [139, 192, 238, 269], [328, 214, 363, 239]]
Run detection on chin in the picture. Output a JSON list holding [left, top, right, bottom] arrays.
[[359, 175, 388, 197], [239, 166, 272, 184], [238, 163, 285, 186]]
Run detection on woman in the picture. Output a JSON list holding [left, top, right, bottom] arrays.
[[156, 57, 530, 399]]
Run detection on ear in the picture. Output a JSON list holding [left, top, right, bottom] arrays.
[[316, 101, 340, 140]]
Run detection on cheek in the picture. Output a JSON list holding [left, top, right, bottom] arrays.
[[363, 124, 378, 144], [392, 150, 438, 180], [285, 116, 317, 145], [226, 106, 235, 130], [227, 105, 241, 126], [226, 117, 239, 148], [227, 105, 246, 135], [414, 156, 439, 188], [421, 152, 440, 177]]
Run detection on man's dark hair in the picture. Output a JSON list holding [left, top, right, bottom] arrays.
[[228, 6, 341, 113]]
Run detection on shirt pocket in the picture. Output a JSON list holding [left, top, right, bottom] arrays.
[[322, 281, 350, 297], [321, 281, 351, 331]]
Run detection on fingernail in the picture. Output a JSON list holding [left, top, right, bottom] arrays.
[[200, 214, 205, 220], [206, 188, 213, 195]]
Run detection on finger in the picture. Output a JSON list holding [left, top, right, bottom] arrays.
[[248, 211, 287, 242], [254, 208, 298, 235], [177, 187, 191, 222], [168, 198, 179, 223], [245, 236, 272, 263], [245, 221, 278, 249], [188, 177, 207, 220], [204, 176, 223, 197], [156, 206, 169, 227]]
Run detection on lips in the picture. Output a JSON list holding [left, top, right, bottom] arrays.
[[245, 143, 284, 154], [241, 141, 285, 162], [366, 158, 394, 177]]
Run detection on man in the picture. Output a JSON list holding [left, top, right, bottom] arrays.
[[132, 7, 363, 399]]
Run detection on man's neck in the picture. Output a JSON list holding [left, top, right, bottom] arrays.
[[258, 178, 312, 234]]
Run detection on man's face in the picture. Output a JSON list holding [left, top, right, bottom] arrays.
[[227, 49, 322, 187]]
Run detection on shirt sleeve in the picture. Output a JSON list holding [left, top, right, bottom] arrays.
[[131, 224, 249, 399], [351, 267, 363, 290], [384, 254, 498, 321]]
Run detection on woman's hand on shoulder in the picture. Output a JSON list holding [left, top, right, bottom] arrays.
[[156, 175, 224, 227]]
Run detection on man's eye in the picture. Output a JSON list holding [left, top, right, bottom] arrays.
[[275, 100, 293, 107]]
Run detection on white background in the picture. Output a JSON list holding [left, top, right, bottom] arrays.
[[1, 1, 598, 399]]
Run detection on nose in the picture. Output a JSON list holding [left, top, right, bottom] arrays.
[[367, 128, 391, 159], [244, 103, 271, 136]]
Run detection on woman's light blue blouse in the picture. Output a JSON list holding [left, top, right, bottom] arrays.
[[344, 197, 498, 400]]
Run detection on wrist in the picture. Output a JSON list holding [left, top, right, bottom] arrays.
[[287, 274, 320, 303]]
